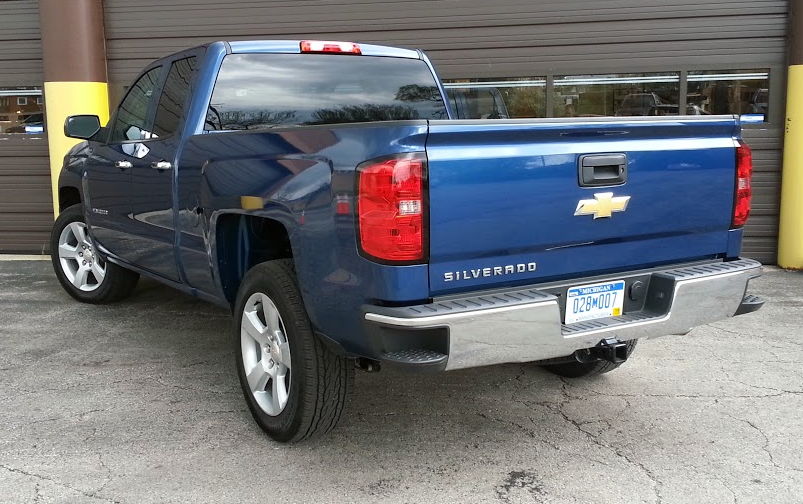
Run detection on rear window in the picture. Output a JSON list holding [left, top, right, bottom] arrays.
[[205, 53, 447, 131]]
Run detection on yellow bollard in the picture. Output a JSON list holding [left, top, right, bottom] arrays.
[[777, 1, 803, 268], [43, 82, 109, 217], [38, 0, 109, 217], [778, 67, 803, 269]]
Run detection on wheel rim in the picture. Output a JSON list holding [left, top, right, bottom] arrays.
[[241, 292, 292, 416], [57, 221, 106, 292]]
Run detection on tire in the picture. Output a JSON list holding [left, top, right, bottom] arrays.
[[541, 339, 638, 378], [50, 204, 140, 304], [233, 259, 353, 442]]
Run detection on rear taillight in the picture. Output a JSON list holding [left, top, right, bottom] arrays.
[[732, 141, 753, 228], [357, 155, 426, 263]]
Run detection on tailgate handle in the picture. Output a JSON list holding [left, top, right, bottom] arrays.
[[579, 154, 627, 187]]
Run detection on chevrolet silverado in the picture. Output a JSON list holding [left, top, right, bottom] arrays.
[[52, 40, 765, 442]]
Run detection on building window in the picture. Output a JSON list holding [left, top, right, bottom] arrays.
[[0, 87, 44, 135], [553, 73, 681, 118], [687, 70, 770, 123], [443, 78, 546, 119], [442, 70, 772, 125]]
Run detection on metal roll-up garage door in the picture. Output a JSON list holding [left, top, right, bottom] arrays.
[[103, 0, 788, 263], [0, 0, 52, 253]]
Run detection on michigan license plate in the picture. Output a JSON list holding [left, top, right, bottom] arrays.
[[565, 280, 626, 324]]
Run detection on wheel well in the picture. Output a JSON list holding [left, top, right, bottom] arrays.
[[216, 214, 293, 304], [59, 186, 81, 213]]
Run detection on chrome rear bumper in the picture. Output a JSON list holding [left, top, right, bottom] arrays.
[[363, 259, 763, 371]]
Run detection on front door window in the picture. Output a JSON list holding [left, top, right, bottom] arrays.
[[109, 67, 161, 143]]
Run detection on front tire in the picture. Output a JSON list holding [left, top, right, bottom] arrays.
[[234, 259, 353, 442], [50, 204, 139, 304]]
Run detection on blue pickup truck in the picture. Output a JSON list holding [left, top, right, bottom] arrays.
[[52, 40, 764, 442]]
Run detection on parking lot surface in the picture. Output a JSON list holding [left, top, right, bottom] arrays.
[[0, 259, 801, 504]]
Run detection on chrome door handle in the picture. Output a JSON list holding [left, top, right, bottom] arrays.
[[151, 160, 172, 171], [114, 160, 132, 170]]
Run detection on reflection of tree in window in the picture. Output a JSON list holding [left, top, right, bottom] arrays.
[[506, 87, 544, 118], [307, 104, 418, 125], [153, 57, 197, 137], [395, 85, 447, 119], [204, 53, 448, 130], [210, 109, 297, 130], [707, 82, 731, 115], [112, 67, 160, 142]]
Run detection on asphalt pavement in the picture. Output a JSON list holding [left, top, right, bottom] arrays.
[[0, 259, 801, 504]]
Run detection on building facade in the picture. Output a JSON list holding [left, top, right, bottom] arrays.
[[0, 0, 789, 262]]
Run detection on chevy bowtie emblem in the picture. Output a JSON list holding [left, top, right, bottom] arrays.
[[574, 192, 631, 219]]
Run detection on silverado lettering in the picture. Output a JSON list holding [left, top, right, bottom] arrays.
[[444, 262, 538, 282]]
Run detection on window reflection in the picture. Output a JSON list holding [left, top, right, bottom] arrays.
[[687, 70, 769, 123], [206, 54, 447, 130], [0, 87, 44, 134], [443, 78, 546, 119], [554, 74, 681, 118], [110, 67, 161, 143], [153, 57, 197, 137]]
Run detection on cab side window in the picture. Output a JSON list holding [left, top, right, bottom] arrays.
[[110, 67, 162, 143], [152, 57, 198, 138]]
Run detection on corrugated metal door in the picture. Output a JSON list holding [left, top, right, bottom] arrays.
[[104, 0, 788, 263], [0, 0, 53, 253]]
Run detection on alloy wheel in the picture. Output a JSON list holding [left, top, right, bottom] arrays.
[[57, 222, 105, 292], [240, 292, 292, 416]]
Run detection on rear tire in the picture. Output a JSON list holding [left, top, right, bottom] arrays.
[[50, 204, 139, 304], [541, 340, 638, 378], [233, 259, 353, 442]]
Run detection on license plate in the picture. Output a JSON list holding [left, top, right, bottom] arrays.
[[565, 280, 626, 324]]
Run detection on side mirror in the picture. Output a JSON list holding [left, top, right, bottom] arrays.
[[64, 115, 101, 140]]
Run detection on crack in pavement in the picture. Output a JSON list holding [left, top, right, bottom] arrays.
[[709, 324, 803, 351], [720, 412, 803, 475], [549, 379, 664, 504], [475, 411, 562, 451], [83, 427, 98, 444], [94, 453, 114, 497], [557, 379, 797, 399], [712, 474, 739, 504], [0, 377, 147, 404], [0, 463, 120, 504], [147, 377, 234, 396], [721, 370, 803, 395], [724, 414, 777, 467]]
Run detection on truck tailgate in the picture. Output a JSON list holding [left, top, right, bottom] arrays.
[[425, 117, 740, 295]]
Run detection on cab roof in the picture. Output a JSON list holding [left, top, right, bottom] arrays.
[[226, 40, 421, 59]]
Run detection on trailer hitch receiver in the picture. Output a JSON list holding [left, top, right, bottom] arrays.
[[589, 337, 629, 363]]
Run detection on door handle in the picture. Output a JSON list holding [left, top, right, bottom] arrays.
[[151, 160, 172, 171], [578, 153, 627, 187], [114, 160, 132, 170]]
